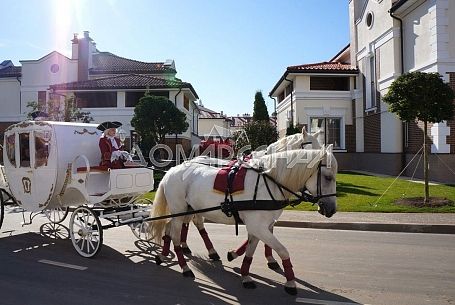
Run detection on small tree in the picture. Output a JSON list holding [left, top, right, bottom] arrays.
[[286, 123, 300, 136], [241, 120, 278, 151], [131, 95, 189, 150], [252, 91, 270, 121], [26, 94, 93, 123], [383, 72, 454, 203]]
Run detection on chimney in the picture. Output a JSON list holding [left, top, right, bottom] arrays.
[[71, 33, 78, 60], [77, 31, 96, 81]]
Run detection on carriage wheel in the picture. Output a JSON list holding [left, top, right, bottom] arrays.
[[130, 221, 153, 241], [130, 198, 154, 241], [69, 206, 103, 258], [44, 206, 69, 224]]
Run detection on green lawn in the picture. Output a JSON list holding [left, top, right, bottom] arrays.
[[142, 171, 455, 213]]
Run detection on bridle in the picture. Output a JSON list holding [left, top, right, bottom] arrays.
[[299, 161, 337, 204]]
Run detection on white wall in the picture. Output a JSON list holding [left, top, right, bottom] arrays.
[[0, 79, 21, 121]]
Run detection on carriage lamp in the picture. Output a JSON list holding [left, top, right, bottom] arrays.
[[117, 127, 127, 145]]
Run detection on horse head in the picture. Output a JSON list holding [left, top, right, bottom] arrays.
[[303, 144, 337, 218]]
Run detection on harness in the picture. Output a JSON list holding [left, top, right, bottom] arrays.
[[221, 158, 337, 235]]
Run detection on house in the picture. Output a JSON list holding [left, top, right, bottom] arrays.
[[198, 102, 232, 141], [270, 0, 455, 182], [0, 31, 200, 152], [270, 45, 358, 152]]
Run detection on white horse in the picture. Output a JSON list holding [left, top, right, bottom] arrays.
[[174, 127, 322, 265], [150, 145, 337, 295]]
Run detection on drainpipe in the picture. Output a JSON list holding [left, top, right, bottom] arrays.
[[16, 76, 22, 117], [268, 94, 277, 126], [389, 9, 406, 172], [284, 76, 294, 127], [174, 86, 183, 150]]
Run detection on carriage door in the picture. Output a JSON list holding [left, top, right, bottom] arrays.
[[5, 131, 54, 212]]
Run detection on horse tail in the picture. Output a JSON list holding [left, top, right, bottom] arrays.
[[149, 181, 170, 244]]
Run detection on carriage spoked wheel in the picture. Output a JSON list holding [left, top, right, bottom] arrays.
[[44, 206, 69, 224], [130, 221, 153, 241], [69, 206, 103, 258], [130, 198, 154, 241]]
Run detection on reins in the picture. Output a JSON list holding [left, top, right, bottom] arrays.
[[143, 155, 336, 235]]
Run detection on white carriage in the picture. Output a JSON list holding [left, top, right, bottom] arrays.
[[0, 121, 154, 257]]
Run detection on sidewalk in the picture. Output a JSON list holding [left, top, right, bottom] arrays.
[[277, 210, 455, 234]]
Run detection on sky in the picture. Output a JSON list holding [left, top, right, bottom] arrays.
[[0, 0, 350, 116]]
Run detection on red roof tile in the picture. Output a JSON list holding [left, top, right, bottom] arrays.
[[0, 66, 21, 78], [90, 52, 175, 75], [287, 61, 358, 73], [50, 74, 198, 98]]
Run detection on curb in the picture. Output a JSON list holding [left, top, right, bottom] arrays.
[[275, 221, 455, 234]]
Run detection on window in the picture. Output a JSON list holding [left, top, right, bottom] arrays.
[[75, 92, 117, 108], [278, 91, 285, 103], [125, 91, 169, 107], [310, 117, 342, 149], [310, 77, 350, 91], [184, 95, 189, 110], [19, 133, 30, 168], [366, 12, 374, 28], [35, 131, 51, 168], [365, 53, 377, 110], [6, 134, 16, 167], [38, 91, 46, 107]]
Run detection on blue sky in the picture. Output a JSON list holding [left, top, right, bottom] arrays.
[[0, 0, 349, 116]]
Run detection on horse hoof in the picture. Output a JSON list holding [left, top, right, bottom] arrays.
[[242, 281, 257, 289], [182, 270, 195, 278], [227, 251, 235, 262], [284, 286, 297, 295], [155, 256, 163, 265], [267, 262, 280, 270], [182, 247, 192, 255], [209, 253, 221, 261]]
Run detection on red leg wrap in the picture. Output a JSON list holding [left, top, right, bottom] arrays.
[[264, 244, 272, 257], [180, 223, 189, 243], [240, 256, 253, 276], [162, 235, 171, 256], [198, 229, 214, 250], [236, 240, 248, 256], [174, 245, 187, 268], [282, 258, 295, 281]]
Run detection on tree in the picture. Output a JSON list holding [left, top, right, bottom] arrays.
[[286, 123, 301, 136], [252, 91, 270, 121], [383, 72, 454, 203], [131, 95, 189, 149], [236, 120, 278, 151], [26, 94, 93, 123]]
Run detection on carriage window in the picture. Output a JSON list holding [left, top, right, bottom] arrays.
[[35, 131, 51, 168], [19, 133, 31, 168], [6, 134, 16, 167]]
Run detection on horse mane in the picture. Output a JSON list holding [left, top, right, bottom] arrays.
[[248, 148, 329, 192]]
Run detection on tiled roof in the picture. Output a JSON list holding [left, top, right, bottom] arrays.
[[50, 74, 198, 98], [90, 52, 175, 75], [229, 116, 276, 127], [0, 66, 22, 78], [287, 61, 358, 73]]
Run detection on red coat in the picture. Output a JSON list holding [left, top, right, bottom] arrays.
[[99, 136, 124, 169]]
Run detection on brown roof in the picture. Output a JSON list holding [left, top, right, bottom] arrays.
[[0, 65, 22, 78], [50, 74, 198, 98], [287, 61, 358, 73], [90, 52, 175, 75]]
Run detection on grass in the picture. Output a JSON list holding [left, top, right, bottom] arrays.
[[141, 171, 455, 213]]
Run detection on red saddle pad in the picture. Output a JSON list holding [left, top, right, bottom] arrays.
[[213, 160, 247, 194]]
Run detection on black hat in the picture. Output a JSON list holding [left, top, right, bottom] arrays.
[[31, 111, 49, 120], [97, 121, 122, 131]]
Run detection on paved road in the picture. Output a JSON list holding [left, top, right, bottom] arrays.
[[1, 206, 454, 305]]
